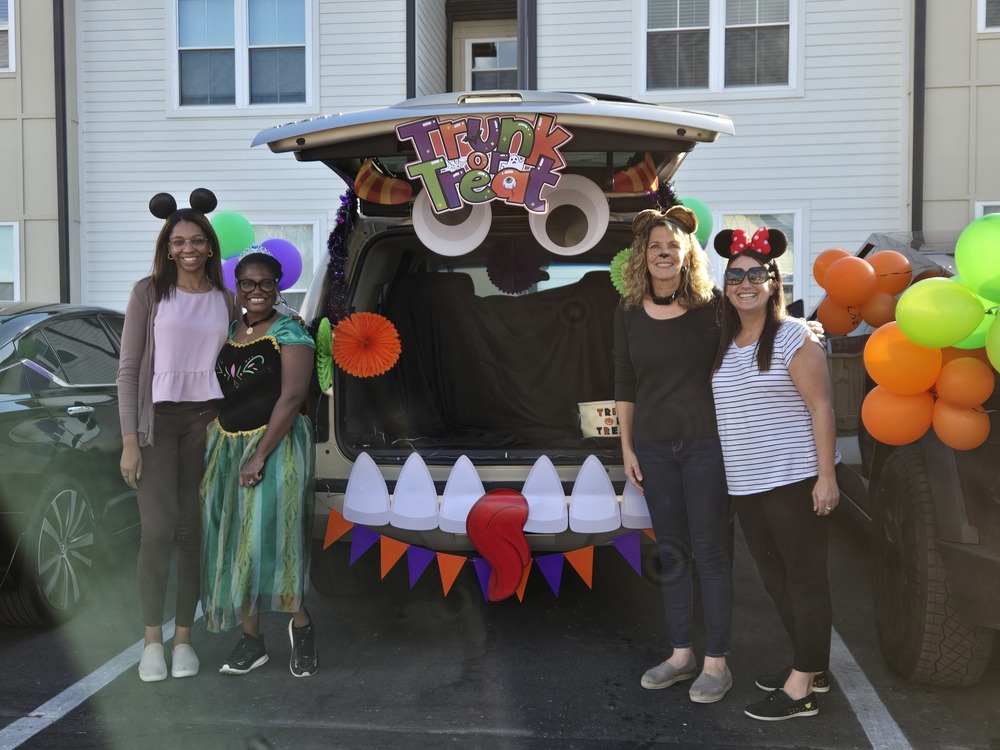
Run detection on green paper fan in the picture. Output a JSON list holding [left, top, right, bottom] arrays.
[[315, 317, 333, 392], [610, 247, 631, 296]]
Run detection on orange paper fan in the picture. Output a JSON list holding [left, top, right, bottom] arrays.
[[333, 312, 401, 378]]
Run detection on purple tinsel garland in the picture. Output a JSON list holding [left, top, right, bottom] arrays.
[[313, 187, 358, 332], [652, 180, 680, 211]]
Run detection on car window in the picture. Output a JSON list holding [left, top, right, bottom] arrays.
[[16, 331, 68, 380], [101, 313, 124, 344], [39, 317, 119, 385]]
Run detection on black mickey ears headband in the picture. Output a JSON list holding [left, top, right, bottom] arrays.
[[713, 227, 787, 260], [149, 188, 218, 220]]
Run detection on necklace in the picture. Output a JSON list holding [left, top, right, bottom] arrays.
[[243, 308, 277, 335], [177, 279, 212, 294], [650, 288, 681, 305]]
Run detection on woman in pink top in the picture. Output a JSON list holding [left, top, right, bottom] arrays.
[[117, 189, 239, 682]]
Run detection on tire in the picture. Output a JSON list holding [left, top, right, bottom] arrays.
[[310, 538, 376, 597], [871, 445, 994, 685], [0, 476, 97, 627]]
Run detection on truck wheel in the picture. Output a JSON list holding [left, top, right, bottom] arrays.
[[310, 538, 376, 597], [871, 445, 994, 685]]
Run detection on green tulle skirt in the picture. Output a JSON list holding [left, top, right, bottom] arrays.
[[200, 415, 314, 633]]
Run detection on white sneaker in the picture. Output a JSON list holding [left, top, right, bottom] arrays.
[[171, 643, 200, 678], [139, 643, 167, 682]]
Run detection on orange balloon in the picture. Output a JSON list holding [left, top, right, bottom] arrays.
[[824, 255, 878, 307], [942, 346, 992, 367], [863, 321, 942, 394], [866, 250, 913, 295], [859, 291, 897, 328], [932, 401, 990, 451], [816, 297, 861, 335], [813, 248, 851, 286], [911, 267, 947, 284], [861, 386, 934, 445], [934, 356, 996, 407]]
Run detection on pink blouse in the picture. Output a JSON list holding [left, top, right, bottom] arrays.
[[152, 289, 229, 403]]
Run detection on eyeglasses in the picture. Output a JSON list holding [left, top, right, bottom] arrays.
[[724, 266, 774, 285], [169, 236, 208, 251], [237, 278, 277, 293]]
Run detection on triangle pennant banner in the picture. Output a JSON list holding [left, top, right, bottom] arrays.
[[436, 553, 466, 596], [515, 560, 533, 602], [611, 531, 642, 576], [642, 527, 656, 541], [534, 553, 565, 598], [380, 537, 409, 579], [564, 546, 595, 589], [349, 525, 380, 564], [406, 546, 436, 589], [323, 508, 354, 549], [472, 558, 492, 602]]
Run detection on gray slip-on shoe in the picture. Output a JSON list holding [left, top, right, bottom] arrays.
[[641, 658, 699, 690], [689, 666, 733, 703]]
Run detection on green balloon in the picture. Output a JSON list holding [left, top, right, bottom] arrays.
[[680, 197, 713, 247], [955, 215, 1000, 302], [896, 277, 984, 348], [987, 315, 1000, 374], [211, 210, 256, 260], [952, 275, 995, 349]]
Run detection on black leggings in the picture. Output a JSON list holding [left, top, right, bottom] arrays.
[[137, 401, 215, 629]]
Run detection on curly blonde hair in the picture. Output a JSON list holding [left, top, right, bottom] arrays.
[[620, 206, 716, 310]]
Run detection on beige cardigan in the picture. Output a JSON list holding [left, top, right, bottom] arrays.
[[116, 277, 239, 447]]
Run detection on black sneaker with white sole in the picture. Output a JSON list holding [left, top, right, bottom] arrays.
[[220, 633, 268, 675], [745, 689, 819, 721], [289, 619, 318, 677], [755, 666, 830, 693]]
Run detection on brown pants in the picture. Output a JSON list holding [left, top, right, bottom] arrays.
[[137, 401, 216, 628]]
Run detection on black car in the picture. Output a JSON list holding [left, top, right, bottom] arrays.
[[0, 302, 138, 627]]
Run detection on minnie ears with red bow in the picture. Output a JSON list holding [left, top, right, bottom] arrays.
[[713, 227, 787, 259]]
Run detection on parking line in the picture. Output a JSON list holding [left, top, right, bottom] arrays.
[[830, 628, 913, 749], [0, 618, 178, 750]]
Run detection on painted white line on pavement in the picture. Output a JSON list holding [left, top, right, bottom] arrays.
[[830, 628, 913, 750], [0, 618, 178, 750]]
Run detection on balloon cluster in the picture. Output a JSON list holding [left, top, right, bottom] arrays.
[[210, 210, 303, 292], [814, 215, 1000, 451]]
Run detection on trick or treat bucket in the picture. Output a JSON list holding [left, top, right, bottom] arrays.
[[579, 400, 619, 438]]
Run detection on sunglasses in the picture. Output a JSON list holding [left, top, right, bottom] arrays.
[[237, 278, 277, 293], [724, 266, 774, 285]]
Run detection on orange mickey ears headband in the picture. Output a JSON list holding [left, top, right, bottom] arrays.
[[713, 227, 787, 259], [149, 188, 218, 220]]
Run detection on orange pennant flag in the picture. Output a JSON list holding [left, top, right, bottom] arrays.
[[380, 537, 409, 579], [642, 527, 656, 541], [564, 547, 594, 589], [436, 553, 467, 596], [324, 508, 354, 549], [515, 559, 533, 602]]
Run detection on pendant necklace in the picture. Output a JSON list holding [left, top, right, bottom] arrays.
[[650, 288, 680, 305], [243, 308, 277, 335]]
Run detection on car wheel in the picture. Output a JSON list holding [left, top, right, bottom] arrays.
[[0, 476, 97, 627], [310, 538, 376, 597], [871, 445, 994, 685]]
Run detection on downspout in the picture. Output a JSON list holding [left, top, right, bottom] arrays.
[[406, 0, 416, 99], [53, 0, 70, 302], [911, 0, 926, 231], [517, 0, 536, 90]]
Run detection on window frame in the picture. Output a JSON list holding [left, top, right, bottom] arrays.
[[0, 222, 20, 302], [247, 217, 322, 308], [166, 0, 318, 118], [638, 0, 802, 101], [464, 36, 518, 92], [979, 0, 1000, 32], [974, 200, 1000, 217], [0, 0, 14, 73]]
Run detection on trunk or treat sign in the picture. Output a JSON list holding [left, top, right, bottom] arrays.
[[396, 114, 573, 214]]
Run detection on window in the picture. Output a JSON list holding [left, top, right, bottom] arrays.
[[0, 0, 12, 72], [0, 223, 18, 301], [646, 0, 792, 92], [975, 201, 1000, 218], [177, 0, 307, 108], [719, 211, 799, 301], [981, 0, 1000, 31], [468, 38, 517, 90], [41, 318, 120, 385], [250, 222, 317, 311]]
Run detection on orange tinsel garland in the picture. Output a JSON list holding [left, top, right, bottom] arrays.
[[332, 312, 401, 378]]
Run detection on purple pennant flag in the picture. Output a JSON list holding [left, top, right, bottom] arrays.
[[472, 558, 492, 602], [406, 546, 436, 589], [349, 526, 380, 565], [534, 553, 565, 598], [611, 531, 642, 576]]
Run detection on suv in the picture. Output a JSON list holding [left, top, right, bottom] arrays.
[[826, 232, 1000, 686], [252, 91, 733, 592]]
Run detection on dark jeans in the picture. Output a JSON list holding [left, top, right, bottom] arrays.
[[735, 476, 832, 672], [137, 401, 216, 629], [634, 437, 732, 657]]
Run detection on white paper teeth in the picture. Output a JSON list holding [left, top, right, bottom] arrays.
[[568, 454, 622, 533], [522, 455, 569, 533], [342, 451, 391, 526], [388, 452, 439, 530], [439, 455, 486, 534], [620, 479, 652, 529]]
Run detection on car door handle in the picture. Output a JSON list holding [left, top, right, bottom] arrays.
[[67, 406, 95, 416]]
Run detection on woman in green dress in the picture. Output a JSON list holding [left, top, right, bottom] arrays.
[[200, 250, 318, 677]]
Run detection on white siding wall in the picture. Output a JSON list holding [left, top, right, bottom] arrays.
[[78, 0, 408, 310], [415, 0, 446, 96]]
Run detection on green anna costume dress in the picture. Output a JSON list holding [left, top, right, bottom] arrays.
[[200, 315, 315, 633]]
